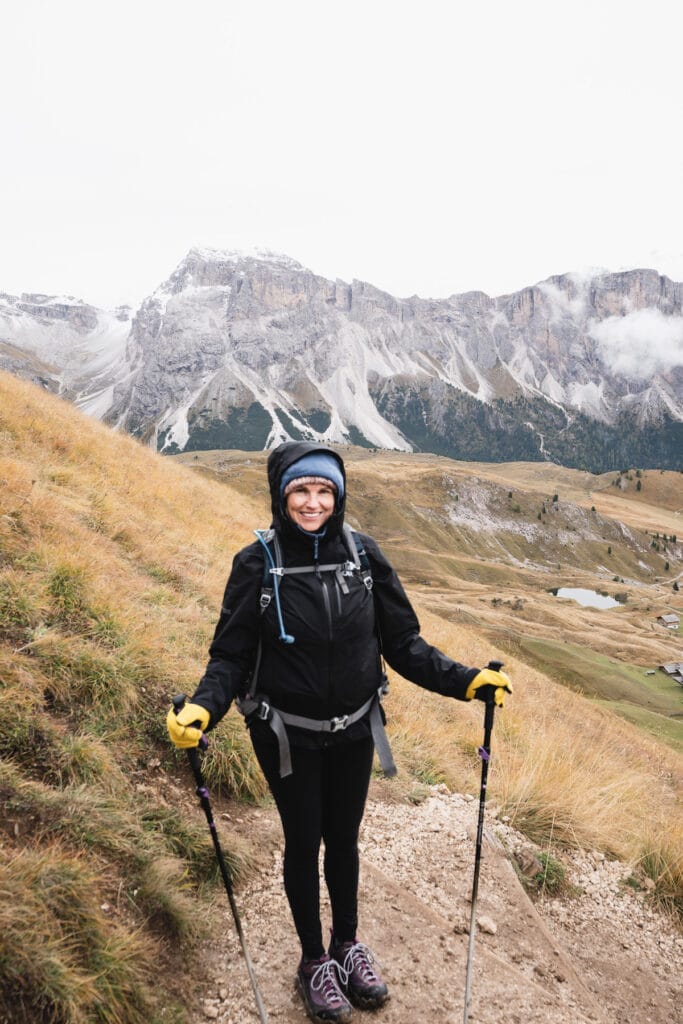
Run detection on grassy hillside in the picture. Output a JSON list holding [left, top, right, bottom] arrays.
[[0, 372, 266, 1023], [176, 448, 683, 749], [1, 372, 682, 1023]]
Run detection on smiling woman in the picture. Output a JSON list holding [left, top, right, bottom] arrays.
[[278, 450, 345, 537], [166, 439, 511, 1022], [285, 481, 336, 532]]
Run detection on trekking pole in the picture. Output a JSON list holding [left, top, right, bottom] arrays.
[[462, 660, 503, 1024], [172, 695, 269, 1024]]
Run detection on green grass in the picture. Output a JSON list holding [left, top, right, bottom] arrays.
[[513, 636, 683, 748], [594, 700, 683, 754], [517, 851, 571, 897], [0, 847, 154, 1024]]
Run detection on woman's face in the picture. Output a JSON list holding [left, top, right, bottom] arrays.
[[285, 482, 336, 532]]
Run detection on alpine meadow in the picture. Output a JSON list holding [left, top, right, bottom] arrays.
[[0, 369, 681, 1024]]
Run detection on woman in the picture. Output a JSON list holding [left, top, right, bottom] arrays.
[[167, 441, 511, 1024]]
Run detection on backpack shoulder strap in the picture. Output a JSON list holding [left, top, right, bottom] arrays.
[[343, 524, 373, 590], [254, 528, 284, 611]]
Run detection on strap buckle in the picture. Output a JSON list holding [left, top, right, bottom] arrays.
[[259, 590, 272, 610], [330, 714, 349, 732], [258, 699, 271, 721]]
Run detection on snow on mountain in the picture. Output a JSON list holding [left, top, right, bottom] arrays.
[[0, 292, 133, 415], [2, 252, 682, 471]]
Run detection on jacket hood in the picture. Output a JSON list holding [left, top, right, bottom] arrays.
[[267, 441, 347, 535]]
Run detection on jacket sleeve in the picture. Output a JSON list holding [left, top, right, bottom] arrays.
[[361, 534, 479, 701], [190, 543, 263, 727]]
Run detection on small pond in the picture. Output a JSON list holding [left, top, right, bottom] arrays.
[[549, 587, 626, 609]]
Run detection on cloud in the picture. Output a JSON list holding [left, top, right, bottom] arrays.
[[537, 280, 588, 322], [589, 309, 683, 377]]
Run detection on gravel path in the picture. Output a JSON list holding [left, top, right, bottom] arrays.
[[189, 784, 682, 1024]]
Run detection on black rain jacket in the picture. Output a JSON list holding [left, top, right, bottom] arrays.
[[192, 441, 479, 747]]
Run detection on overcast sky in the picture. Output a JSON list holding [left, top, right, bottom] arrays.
[[2, 0, 682, 309]]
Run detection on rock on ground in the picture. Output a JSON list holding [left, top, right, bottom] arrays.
[[184, 784, 682, 1024]]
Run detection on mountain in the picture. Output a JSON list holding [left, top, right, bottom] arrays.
[[0, 291, 133, 417], [2, 250, 682, 471]]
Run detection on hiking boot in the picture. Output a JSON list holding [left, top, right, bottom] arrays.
[[329, 937, 389, 1009], [296, 954, 354, 1023]]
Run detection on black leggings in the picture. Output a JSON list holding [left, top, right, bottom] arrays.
[[250, 733, 375, 960]]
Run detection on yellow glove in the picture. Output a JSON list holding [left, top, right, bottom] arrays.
[[465, 668, 513, 707], [166, 702, 210, 748]]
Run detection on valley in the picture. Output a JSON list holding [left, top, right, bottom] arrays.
[[173, 448, 683, 752]]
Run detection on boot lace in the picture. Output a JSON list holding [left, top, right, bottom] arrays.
[[340, 942, 381, 983], [309, 957, 349, 1006]]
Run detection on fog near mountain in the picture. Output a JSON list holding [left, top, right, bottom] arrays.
[[1, 250, 682, 472], [589, 308, 683, 377]]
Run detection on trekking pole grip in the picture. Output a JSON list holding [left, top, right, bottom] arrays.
[[171, 693, 209, 751]]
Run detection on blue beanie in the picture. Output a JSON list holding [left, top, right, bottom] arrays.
[[280, 452, 344, 503]]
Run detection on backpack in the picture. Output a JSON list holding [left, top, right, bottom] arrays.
[[255, 523, 373, 643], [236, 524, 396, 779]]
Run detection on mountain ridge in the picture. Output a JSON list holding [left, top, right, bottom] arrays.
[[1, 251, 682, 471]]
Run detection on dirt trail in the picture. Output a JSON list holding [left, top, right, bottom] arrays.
[[187, 785, 681, 1024]]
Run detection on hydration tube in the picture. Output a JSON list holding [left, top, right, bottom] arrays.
[[255, 530, 295, 644]]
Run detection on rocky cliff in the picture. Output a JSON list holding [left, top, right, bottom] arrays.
[[2, 251, 682, 470]]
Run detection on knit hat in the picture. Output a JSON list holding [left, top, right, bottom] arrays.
[[280, 452, 345, 502]]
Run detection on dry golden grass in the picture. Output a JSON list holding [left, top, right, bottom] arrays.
[[0, 840, 163, 1024], [1, 370, 682, 1023], [384, 603, 683, 913], [0, 373, 268, 1021]]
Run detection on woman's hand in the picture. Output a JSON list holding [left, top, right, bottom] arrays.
[[166, 702, 210, 748], [465, 668, 513, 707]]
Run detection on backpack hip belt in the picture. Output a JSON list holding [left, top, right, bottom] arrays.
[[237, 683, 397, 779]]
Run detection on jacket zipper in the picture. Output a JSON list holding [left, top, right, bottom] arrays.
[[320, 577, 334, 709]]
